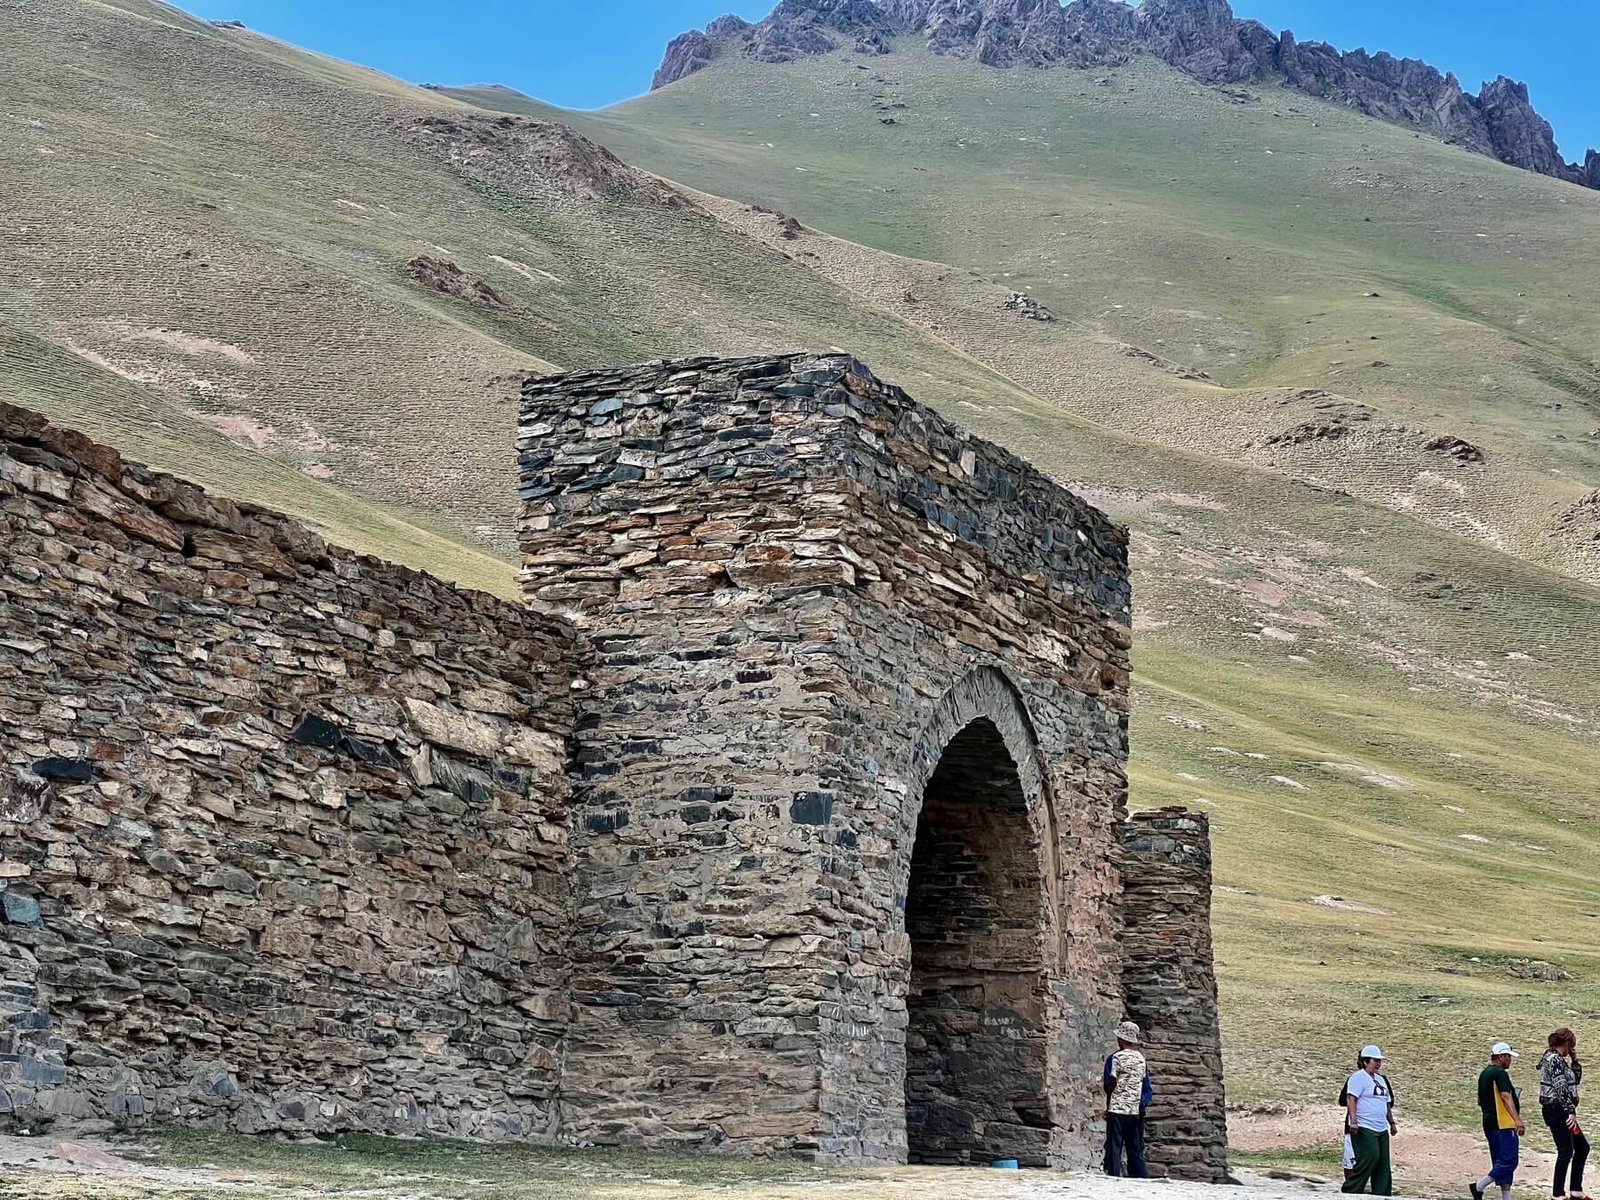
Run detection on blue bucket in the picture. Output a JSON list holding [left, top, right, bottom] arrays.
[[991, 1159, 1019, 1169]]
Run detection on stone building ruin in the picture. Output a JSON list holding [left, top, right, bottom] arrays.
[[0, 354, 1226, 1178]]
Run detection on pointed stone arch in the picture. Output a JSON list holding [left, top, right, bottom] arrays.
[[894, 667, 1063, 1165], [897, 666, 1062, 965]]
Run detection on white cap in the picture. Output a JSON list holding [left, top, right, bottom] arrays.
[[1115, 1020, 1142, 1044], [1361, 1044, 1385, 1060], [1491, 1041, 1519, 1058]]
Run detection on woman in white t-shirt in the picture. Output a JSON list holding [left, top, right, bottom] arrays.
[[1342, 1044, 1397, 1195], [1337, 1052, 1395, 1178]]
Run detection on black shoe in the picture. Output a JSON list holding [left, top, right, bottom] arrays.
[[1469, 1184, 1483, 1200]]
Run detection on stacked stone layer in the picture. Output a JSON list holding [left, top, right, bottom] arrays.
[[519, 354, 1145, 1166], [0, 403, 584, 1138], [1119, 807, 1228, 1182]]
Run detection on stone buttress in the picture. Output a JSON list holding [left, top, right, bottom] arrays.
[[1119, 808, 1228, 1182]]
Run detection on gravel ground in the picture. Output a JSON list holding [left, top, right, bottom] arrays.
[[0, 1120, 1556, 1199], [0, 1130, 1327, 1200]]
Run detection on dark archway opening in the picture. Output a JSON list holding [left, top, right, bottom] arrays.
[[903, 717, 1052, 1166]]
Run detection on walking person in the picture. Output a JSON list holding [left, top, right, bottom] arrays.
[[1103, 1019, 1151, 1178], [1540, 1028, 1590, 1200], [1473, 1041, 1527, 1200], [1343, 1044, 1396, 1195], [1340, 1050, 1397, 1183]]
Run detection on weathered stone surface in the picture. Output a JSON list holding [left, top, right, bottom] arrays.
[[653, 28, 721, 89], [1002, 291, 1055, 321], [0, 403, 585, 1141], [1, 358, 1223, 1173], [406, 254, 507, 309], [1422, 434, 1486, 464], [1119, 808, 1227, 1182], [518, 353, 1196, 1169], [651, 0, 1599, 190]]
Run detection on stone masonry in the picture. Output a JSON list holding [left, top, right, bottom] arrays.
[[1120, 809, 1228, 1183], [0, 403, 584, 1140], [1, 353, 1226, 1175], [518, 353, 1221, 1170]]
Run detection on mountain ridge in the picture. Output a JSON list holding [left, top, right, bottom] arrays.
[[652, 0, 1600, 191]]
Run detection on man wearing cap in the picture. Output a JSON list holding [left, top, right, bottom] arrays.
[[1343, 1045, 1396, 1194], [1104, 1020, 1151, 1177], [1473, 1042, 1526, 1200]]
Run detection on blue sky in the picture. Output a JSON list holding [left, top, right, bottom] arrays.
[[178, 0, 1598, 158]]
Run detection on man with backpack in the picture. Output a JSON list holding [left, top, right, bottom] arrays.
[[1343, 1044, 1397, 1194], [1103, 1019, 1153, 1177]]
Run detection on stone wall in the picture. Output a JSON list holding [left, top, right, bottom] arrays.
[[1119, 808, 1229, 1182], [519, 354, 1136, 1167], [0, 403, 585, 1139], [0, 356, 1227, 1177]]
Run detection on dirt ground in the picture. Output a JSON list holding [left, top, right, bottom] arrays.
[[1230, 1106, 1559, 1192], [0, 1116, 1565, 1200]]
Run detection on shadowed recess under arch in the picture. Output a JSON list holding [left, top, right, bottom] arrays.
[[903, 716, 1052, 1166]]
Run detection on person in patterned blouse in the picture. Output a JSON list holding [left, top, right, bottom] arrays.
[[1103, 1020, 1150, 1178], [1539, 1028, 1589, 1200]]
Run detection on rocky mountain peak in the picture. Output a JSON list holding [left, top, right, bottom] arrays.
[[1134, 0, 1276, 82], [1478, 75, 1567, 177], [651, 0, 1598, 192], [706, 14, 755, 38]]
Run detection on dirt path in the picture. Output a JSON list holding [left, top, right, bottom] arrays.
[[0, 1132, 222, 1189], [1232, 1107, 1559, 1193], [0, 1129, 1316, 1200]]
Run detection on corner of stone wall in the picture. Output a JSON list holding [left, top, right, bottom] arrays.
[[1117, 807, 1228, 1182]]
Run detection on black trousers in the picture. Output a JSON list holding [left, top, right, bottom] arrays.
[[1105, 1112, 1148, 1178], [1543, 1103, 1590, 1196]]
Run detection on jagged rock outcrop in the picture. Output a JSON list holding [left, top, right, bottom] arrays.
[[406, 256, 506, 308], [653, 0, 1598, 192], [707, 13, 756, 38], [652, 29, 719, 89], [1478, 76, 1569, 179], [1002, 290, 1055, 320], [653, 1, 890, 87], [1422, 433, 1486, 464], [1276, 34, 1492, 153], [1134, 0, 1275, 83], [1555, 490, 1600, 543]]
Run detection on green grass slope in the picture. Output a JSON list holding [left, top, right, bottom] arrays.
[[3, 0, 1599, 1128], [462, 47, 1600, 584], [455, 58, 1600, 1112]]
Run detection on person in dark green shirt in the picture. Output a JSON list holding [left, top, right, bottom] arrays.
[[1472, 1042, 1526, 1200]]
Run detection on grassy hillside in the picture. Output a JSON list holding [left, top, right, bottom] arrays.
[[454, 48, 1600, 584], [2, 0, 1599, 1130], [454, 54, 1600, 1115]]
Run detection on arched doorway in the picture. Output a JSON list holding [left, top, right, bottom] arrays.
[[902, 714, 1052, 1166]]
